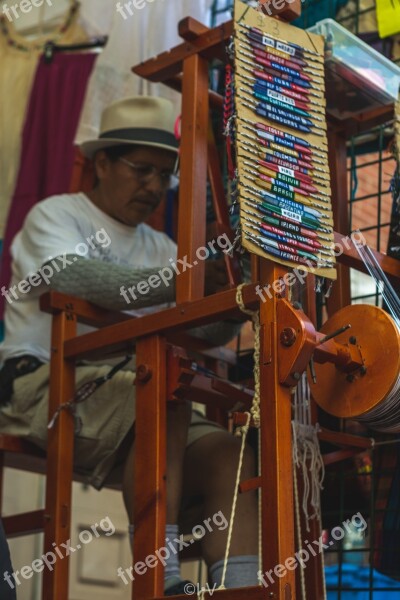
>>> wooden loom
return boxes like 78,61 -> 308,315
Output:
4,2 -> 400,599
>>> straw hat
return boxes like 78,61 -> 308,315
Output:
80,96 -> 179,159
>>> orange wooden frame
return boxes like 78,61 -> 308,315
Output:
28,6 -> 400,600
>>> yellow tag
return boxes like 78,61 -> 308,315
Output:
376,0 -> 400,39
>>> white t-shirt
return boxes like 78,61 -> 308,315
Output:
0,193 -> 177,363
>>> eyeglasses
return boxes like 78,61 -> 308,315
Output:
119,158 -> 179,190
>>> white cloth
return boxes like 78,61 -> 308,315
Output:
0,192 -> 177,363
75,0 -> 213,143
79,0 -> 115,37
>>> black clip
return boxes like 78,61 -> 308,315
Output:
44,41 -> 55,64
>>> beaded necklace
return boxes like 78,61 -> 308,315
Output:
0,0 -> 79,53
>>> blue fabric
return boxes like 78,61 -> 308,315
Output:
293,0 -> 350,29
0,519 -> 17,599
325,564 -> 400,598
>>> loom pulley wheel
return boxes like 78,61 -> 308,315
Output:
309,304 -> 400,420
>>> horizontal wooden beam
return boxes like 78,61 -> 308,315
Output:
338,105 -> 394,138
132,21 -> 233,82
40,293 -> 130,327
178,16 -> 209,41
334,232 -> 400,284
3,510 -> 45,538
133,1 -> 301,84
317,427 -> 374,449
61,285 -> 259,361
0,435 -> 45,455
150,586 -> 267,600
323,448 -> 362,467
39,235 -> 400,362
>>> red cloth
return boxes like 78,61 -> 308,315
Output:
0,52 -> 96,319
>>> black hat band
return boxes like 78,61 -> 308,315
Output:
100,128 -> 179,149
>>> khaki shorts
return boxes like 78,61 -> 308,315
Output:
0,364 -> 223,490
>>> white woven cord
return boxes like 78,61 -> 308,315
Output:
215,283 -> 263,591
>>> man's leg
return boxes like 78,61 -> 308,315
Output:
182,431 -> 259,585
122,401 -> 191,522
122,401 -> 192,588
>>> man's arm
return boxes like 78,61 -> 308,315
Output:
45,254 -> 175,311
46,255 -> 241,345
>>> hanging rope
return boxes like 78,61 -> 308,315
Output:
235,283 -> 261,427
218,412 -> 251,590
236,283 -> 262,575
292,447 -> 307,600
214,283 -> 263,593
292,372 -> 326,600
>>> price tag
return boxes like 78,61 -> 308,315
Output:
376,0 -> 400,38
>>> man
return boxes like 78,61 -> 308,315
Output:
0,96 -> 258,594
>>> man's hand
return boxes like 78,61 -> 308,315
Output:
205,259 -> 229,295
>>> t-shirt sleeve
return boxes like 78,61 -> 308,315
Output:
11,197 -> 88,279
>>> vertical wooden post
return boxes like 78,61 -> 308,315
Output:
43,309 -> 76,600
176,53 -> 209,303
133,335 -> 167,600
259,260 -> 296,599
327,130 -> 351,314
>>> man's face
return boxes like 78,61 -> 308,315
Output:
94,146 -> 177,227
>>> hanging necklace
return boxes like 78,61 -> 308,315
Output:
0,0 -> 79,53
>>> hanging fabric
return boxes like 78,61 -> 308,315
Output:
0,1 -> 87,239
75,0 -> 214,144
0,50 -> 96,321
79,0 -> 115,38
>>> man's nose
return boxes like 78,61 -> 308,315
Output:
143,175 -> 164,195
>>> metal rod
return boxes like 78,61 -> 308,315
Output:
318,324 -> 351,344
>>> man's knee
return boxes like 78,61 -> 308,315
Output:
207,434 -> 256,480
167,400 -> 192,426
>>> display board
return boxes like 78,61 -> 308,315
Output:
233,0 -> 337,279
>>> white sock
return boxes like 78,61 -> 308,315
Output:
164,524 -> 182,590
210,555 -> 259,588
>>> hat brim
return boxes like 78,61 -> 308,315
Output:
80,128 -> 179,159
80,138 -> 179,159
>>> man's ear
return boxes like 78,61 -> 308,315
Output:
93,150 -> 109,182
